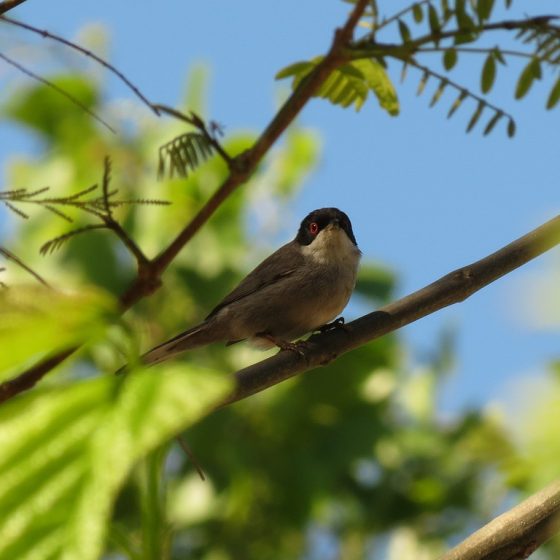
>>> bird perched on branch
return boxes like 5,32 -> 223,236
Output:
138,207 -> 361,366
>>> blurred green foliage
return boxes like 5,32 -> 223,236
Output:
0,51 -> 558,560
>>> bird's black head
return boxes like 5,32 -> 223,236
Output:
295,208 -> 357,246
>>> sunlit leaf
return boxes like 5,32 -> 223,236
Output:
0,365 -> 231,560
483,111 -> 503,135
466,100 -> 485,132
351,59 -> 400,116
447,90 -> 468,118
0,286 -> 116,377
417,70 -> 430,95
275,60 -> 316,80
429,80 -> 448,107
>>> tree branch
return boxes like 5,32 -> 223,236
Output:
0,0 -> 370,402
119,0 -> 370,307
220,214 -> 560,407
0,0 -> 27,16
441,479 -> 560,560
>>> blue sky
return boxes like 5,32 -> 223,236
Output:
1,1 -> 559,412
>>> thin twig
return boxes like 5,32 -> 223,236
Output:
0,246 -> 50,287
175,436 -> 206,481
418,46 -> 556,62
0,51 -> 116,133
406,57 -> 514,121
0,15 -> 160,116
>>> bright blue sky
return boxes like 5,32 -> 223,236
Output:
1,1 -> 558,413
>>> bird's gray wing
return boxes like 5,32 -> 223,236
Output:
206,241 -> 304,319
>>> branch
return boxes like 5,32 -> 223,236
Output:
0,0 -> 27,15
441,479 -> 560,560
119,0 -> 370,308
0,0 -> 370,401
0,14 -> 160,116
220,214 -> 560,407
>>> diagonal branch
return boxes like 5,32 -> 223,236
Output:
441,479 -> 560,560
0,0 -> 371,401
219,214 -> 560,407
0,0 -> 27,15
119,0 -> 370,308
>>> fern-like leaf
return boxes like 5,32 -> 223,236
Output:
157,132 -> 215,180
3,201 -> 29,219
40,224 -> 107,256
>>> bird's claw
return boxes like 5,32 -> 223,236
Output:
258,333 -> 309,358
318,316 -> 349,333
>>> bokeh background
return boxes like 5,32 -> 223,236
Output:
0,2 -> 559,559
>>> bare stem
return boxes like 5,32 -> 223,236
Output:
0,51 -> 116,133
0,246 -> 50,287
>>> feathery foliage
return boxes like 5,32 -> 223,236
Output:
277,0 -> 560,136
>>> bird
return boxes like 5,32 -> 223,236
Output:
138,207 -> 361,366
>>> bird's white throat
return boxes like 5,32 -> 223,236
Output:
301,226 -> 361,267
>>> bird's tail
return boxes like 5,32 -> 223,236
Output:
140,321 -> 217,366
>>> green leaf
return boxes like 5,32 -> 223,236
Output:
483,111 -> 503,136
412,3 -> 424,23
0,365 -> 231,560
398,19 -> 411,42
477,0 -> 495,21
417,70 -> 430,95
546,76 -> 560,109
447,90 -> 468,118
275,60 -> 316,80
507,117 -> 516,137
443,49 -> 458,71
455,0 -> 476,30
493,48 -> 506,65
515,58 -> 541,100
315,65 -> 369,111
481,53 -> 497,94
428,4 -> 441,34
466,100 -> 485,132
430,80 -> 448,107
351,59 -> 400,116
0,286 -> 116,378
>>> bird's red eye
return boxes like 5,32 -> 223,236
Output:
309,222 -> 319,235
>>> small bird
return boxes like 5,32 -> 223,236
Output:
139,207 -> 361,366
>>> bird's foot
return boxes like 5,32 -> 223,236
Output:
318,316 -> 349,333
258,333 -> 308,358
